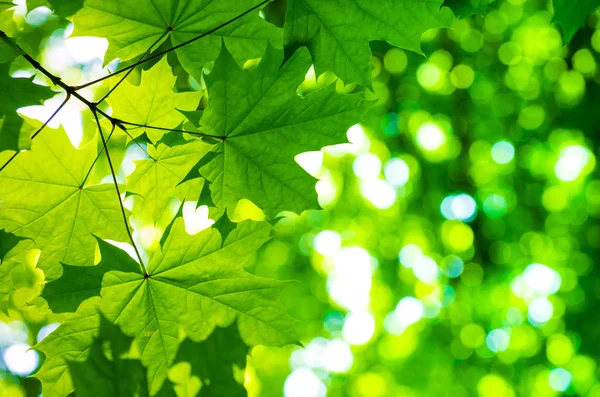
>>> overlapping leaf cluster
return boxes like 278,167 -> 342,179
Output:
0,0 -> 598,395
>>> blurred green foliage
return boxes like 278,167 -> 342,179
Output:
245,1 -> 600,396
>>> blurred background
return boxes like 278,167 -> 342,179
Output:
1,0 -> 600,396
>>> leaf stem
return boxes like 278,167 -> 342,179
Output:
72,0 -> 271,90
93,111 -> 147,274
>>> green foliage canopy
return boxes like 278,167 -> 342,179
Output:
0,0 -> 599,396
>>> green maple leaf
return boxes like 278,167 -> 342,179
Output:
68,315 -> 151,397
70,0 -> 281,81
107,57 -> 202,144
198,45 -> 367,217
43,217 -> 295,394
126,139 -> 212,225
442,0 -> 496,17
552,0 -> 600,43
174,324 -> 249,397
0,127 -> 130,280
0,62 -> 54,152
284,0 -> 454,86
35,298 -> 101,397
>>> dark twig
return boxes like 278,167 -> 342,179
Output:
17,52 -> 155,160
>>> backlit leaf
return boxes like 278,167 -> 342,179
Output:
199,46 -> 367,217
284,0 -> 454,86
0,127 -> 130,280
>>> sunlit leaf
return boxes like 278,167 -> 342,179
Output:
43,218 -> 295,393
0,127 -> 130,280
71,0 -> 281,81
199,46 -> 368,217
284,0 -> 453,86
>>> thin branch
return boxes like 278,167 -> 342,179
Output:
117,120 -> 223,140
93,111 -> 147,274
30,94 -> 71,140
0,94 -> 71,173
73,0 -> 271,90
16,51 -> 156,161
95,30 -> 170,102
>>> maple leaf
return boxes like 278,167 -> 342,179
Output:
35,298 -> 101,397
67,315 -> 153,397
198,45 -> 368,217
107,57 -> 202,144
43,217 -> 295,393
173,324 -> 249,397
70,0 -> 281,81
284,0 -> 454,86
0,127 -> 130,280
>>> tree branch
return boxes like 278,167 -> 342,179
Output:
17,51 -> 155,160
